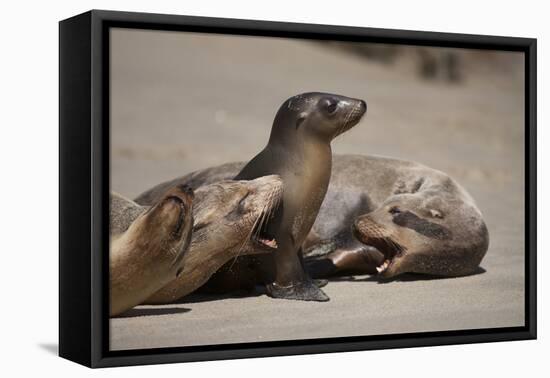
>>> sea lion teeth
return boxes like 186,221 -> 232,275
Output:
376,260 -> 390,273
259,238 -> 278,248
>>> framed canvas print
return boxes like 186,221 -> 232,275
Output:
59,10 -> 536,368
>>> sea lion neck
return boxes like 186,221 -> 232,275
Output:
266,134 -> 332,167
268,132 -> 327,149
267,120 -> 304,148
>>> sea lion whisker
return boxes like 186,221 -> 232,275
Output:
338,101 -> 358,137
258,191 -> 277,241
228,206 -> 265,269
254,192 -> 271,238
338,106 -> 352,137
253,207 -> 267,242
229,192 -> 274,270
256,187 -> 276,236
344,102 -> 358,127
245,185 -> 281,254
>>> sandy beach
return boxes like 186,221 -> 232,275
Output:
109,28 -> 525,350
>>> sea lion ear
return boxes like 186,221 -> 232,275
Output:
295,112 -> 307,129
429,209 -> 443,218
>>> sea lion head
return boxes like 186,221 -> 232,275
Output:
121,184 -> 195,275
191,175 -> 283,256
139,176 -> 284,304
352,187 -> 489,278
109,185 -> 195,316
269,92 -> 367,143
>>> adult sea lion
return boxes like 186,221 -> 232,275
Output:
304,155 -> 489,279
110,185 -> 194,317
234,92 -> 366,301
138,154 -> 488,293
136,175 -> 283,304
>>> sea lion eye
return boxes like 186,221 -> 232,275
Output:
389,206 -> 401,215
429,209 -> 443,218
326,101 -> 338,114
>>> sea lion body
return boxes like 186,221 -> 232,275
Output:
306,154 -> 489,278
138,154 -> 489,292
110,185 -> 194,316
233,92 -> 367,301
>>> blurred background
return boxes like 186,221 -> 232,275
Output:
110,29 -> 525,348
110,28 -> 524,203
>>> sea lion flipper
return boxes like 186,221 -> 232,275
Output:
313,279 -> 329,288
305,246 -> 385,278
266,279 -> 329,302
304,258 -> 338,278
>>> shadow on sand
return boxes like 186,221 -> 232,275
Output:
114,267 -> 487,311
178,289 -> 263,304
117,306 -> 191,318
328,266 -> 487,284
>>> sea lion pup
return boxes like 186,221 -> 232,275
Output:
138,154 -> 488,290
135,175 -> 283,304
234,92 -> 367,301
110,185 -> 194,317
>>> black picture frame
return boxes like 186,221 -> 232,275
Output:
59,9 -> 537,368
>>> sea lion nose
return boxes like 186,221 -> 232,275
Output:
177,184 -> 194,199
359,100 -> 367,111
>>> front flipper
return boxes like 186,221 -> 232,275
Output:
305,246 -> 385,278
266,278 -> 329,302
305,258 -> 338,278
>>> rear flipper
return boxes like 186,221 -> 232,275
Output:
305,246 -> 385,278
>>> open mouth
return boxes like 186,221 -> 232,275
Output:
251,216 -> 278,250
254,234 -> 278,249
352,227 -> 405,275
246,183 -> 283,252
369,237 -> 405,274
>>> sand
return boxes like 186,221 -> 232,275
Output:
108,28 -> 525,350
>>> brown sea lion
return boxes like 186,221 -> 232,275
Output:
110,185 -> 194,317
136,175 -> 283,304
233,92 -> 366,301
306,155 -> 488,279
